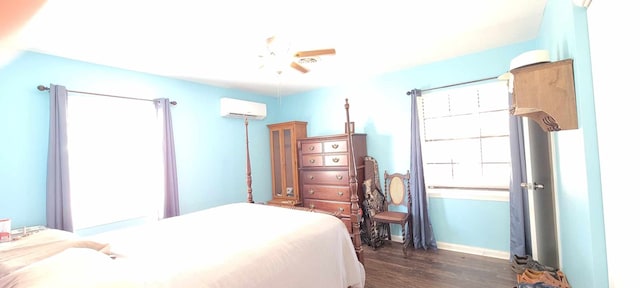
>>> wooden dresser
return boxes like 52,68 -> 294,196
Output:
297,134 -> 367,233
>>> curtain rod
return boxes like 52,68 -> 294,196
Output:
36,85 -> 177,105
405,75 -> 501,95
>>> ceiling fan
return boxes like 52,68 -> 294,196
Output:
260,36 -> 336,74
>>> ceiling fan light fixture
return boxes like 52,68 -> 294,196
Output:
259,36 -> 336,74
297,57 -> 318,64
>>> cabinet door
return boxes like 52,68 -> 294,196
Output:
282,128 -> 295,197
269,121 -> 306,205
271,129 -> 283,197
271,128 -> 296,198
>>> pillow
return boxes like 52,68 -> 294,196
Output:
0,238 -> 111,278
0,247 -> 143,288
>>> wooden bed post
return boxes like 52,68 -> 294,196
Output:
345,98 -> 364,264
245,117 -> 254,203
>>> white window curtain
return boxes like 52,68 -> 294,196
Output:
66,95 -> 163,230
419,81 -> 510,197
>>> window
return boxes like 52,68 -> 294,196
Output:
418,81 -> 510,200
66,95 -> 163,230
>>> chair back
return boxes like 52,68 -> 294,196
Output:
384,170 -> 411,210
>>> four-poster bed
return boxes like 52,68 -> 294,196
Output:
0,99 -> 365,287
247,99 -> 364,263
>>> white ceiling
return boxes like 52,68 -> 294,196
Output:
15,0 -> 547,96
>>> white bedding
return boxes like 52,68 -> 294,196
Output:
0,203 -> 365,288
0,229 -> 136,287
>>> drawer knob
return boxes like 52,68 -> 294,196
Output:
338,208 -> 344,213
309,159 -> 316,164
338,191 -> 344,196
336,175 -> 343,180
331,144 -> 339,149
332,157 -> 340,163
308,146 -> 315,151
309,190 -> 315,195
310,204 -> 315,209
309,175 -> 315,180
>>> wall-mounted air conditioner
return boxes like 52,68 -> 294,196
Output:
220,98 -> 267,120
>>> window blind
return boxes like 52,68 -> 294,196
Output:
419,81 -> 511,191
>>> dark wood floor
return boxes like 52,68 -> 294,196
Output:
362,242 -> 518,288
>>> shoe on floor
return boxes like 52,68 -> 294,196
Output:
511,254 -> 559,274
517,269 -> 571,288
516,282 -> 560,288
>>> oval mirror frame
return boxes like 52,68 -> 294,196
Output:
389,176 -> 405,205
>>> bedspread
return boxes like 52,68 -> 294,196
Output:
95,203 -> 365,288
0,203 -> 365,287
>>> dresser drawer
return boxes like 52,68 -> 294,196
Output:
323,153 -> 348,167
323,140 -> 348,153
300,170 -> 349,185
300,155 -> 324,167
304,199 -> 350,217
300,142 -> 323,154
302,184 -> 351,201
301,154 -> 349,168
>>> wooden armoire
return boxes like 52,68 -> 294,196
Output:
267,121 -> 307,206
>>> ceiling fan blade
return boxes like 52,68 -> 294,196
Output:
294,48 -> 336,58
290,61 -> 309,73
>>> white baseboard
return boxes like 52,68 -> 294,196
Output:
436,242 -> 510,260
390,235 -> 509,260
390,235 -> 405,243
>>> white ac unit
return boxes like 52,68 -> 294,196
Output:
220,98 -> 267,120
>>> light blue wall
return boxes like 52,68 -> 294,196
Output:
537,0 -> 607,287
275,40 -> 538,253
0,51 -> 278,228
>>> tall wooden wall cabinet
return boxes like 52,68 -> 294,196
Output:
267,121 -> 307,206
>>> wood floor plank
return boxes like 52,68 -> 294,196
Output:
362,242 -> 518,288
